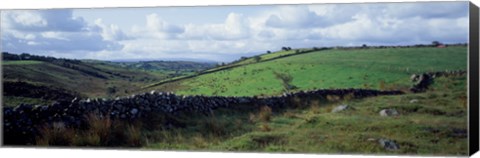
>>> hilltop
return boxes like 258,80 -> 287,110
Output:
145,45 -> 467,97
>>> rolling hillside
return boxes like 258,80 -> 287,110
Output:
146,46 -> 467,97
1,53 -> 213,106
2,46 -> 469,155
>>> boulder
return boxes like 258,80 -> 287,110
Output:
130,108 -> 139,115
378,138 -> 399,150
379,109 -> 399,116
331,104 -> 351,113
409,99 -> 419,104
410,74 -> 418,82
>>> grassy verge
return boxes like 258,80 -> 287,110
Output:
143,75 -> 467,155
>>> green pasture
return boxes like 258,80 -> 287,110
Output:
151,46 -> 467,96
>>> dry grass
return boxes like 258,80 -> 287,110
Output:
310,100 -> 321,114
342,93 -> 355,101
35,113 -> 144,147
258,106 -> 273,122
283,111 -> 298,118
379,80 -> 386,90
249,113 -> 256,123
326,95 -> 341,102
259,123 -> 271,132
36,122 -> 76,146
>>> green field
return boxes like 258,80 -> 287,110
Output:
143,75 -> 468,155
3,46 -> 469,155
148,46 -> 467,97
2,60 -> 44,65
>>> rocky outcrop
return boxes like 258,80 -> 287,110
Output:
409,70 -> 466,93
379,109 -> 399,117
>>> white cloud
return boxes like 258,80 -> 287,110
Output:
94,18 -> 129,41
1,10 -> 122,57
129,13 -> 184,39
181,13 -> 250,40
1,2 -> 470,61
41,31 -> 69,40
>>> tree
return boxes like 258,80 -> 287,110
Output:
267,50 -> 271,54
432,41 -> 442,46
273,71 -> 297,93
281,47 -> 292,51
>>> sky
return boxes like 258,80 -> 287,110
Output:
0,2 -> 469,62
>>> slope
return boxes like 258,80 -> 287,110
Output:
146,46 -> 467,97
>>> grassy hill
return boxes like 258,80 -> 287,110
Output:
144,74 -> 467,155
96,60 -> 216,78
2,53 -> 214,106
2,46 -> 469,155
146,46 -> 467,97
137,45 -> 467,155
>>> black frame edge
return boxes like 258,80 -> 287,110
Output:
469,1 -> 480,156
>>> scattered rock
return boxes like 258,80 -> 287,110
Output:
367,138 -> 377,142
410,74 -> 419,82
130,108 -> 139,115
449,128 -> 467,138
379,109 -> 399,117
331,104 -> 351,113
378,138 -> 400,151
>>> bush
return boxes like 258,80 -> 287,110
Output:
273,71 -> 297,93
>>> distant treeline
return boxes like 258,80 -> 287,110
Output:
2,52 -> 81,63
2,52 -> 107,79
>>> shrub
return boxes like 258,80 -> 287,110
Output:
273,71 -> 297,93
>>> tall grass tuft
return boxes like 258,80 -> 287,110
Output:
259,123 -> 271,132
125,124 -> 142,147
379,80 -> 386,90
326,95 -> 341,102
310,100 -> 321,114
342,93 -> 355,101
201,115 -> 228,137
36,122 -> 76,146
35,112 -> 144,147
258,106 -> 272,122
85,113 -> 112,145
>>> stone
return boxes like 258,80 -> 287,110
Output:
379,109 -> 399,117
331,104 -> 350,113
130,108 -> 139,115
378,138 -> 399,150
409,99 -> 419,104
410,74 -> 418,81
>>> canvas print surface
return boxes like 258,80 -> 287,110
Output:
1,1 -> 470,156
